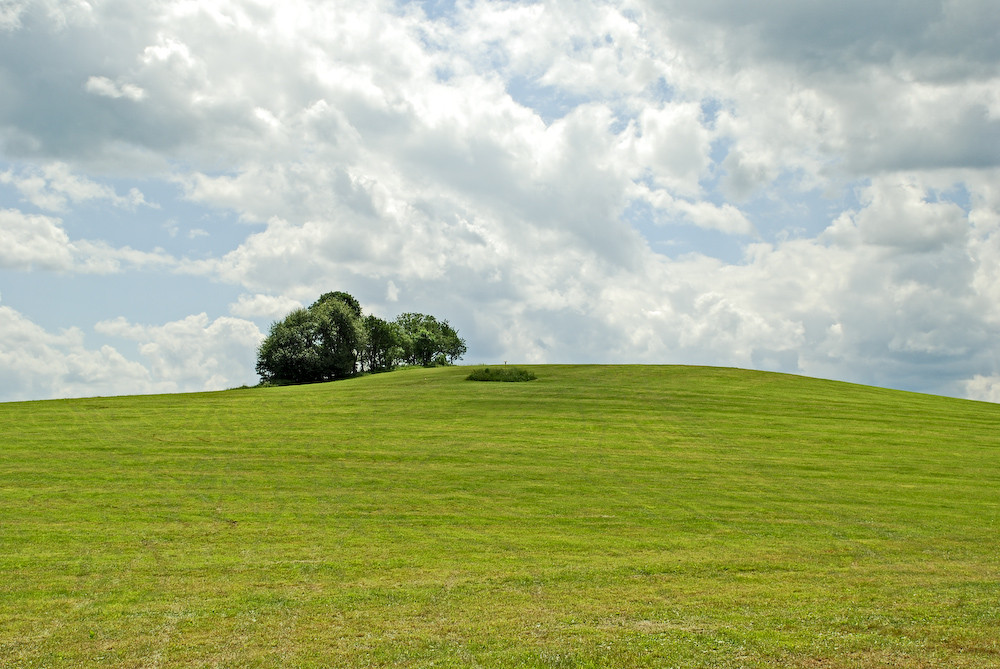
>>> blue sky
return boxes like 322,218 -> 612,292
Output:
1,0 -> 999,402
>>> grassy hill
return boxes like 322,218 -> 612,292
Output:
2,365 -> 999,667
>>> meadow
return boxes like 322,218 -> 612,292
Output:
1,365 -> 998,667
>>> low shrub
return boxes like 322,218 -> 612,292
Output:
466,367 -> 537,382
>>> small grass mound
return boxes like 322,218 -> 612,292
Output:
466,366 -> 537,382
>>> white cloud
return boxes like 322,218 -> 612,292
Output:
0,163 -> 156,212
638,0 -> 1000,191
229,293 -> 302,320
824,177 -> 969,253
0,3 -> 26,31
70,239 -> 177,274
0,304 -> 157,402
0,208 -> 74,270
0,0 -> 95,33
1,0 -> 999,403
95,313 -> 264,391
674,200 -> 754,235
630,103 -> 713,198
84,75 -> 146,101
0,303 -> 264,402
158,1 -> 1000,399
0,207 -> 175,273
964,375 -> 1000,404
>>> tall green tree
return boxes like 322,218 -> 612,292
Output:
311,297 -> 366,378
315,291 -> 362,318
255,308 -> 326,384
256,292 -> 365,384
361,315 -> 404,372
394,312 -> 467,366
439,320 -> 468,364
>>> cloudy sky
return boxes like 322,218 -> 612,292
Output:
1,0 -> 999,403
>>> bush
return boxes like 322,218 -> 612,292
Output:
466,367 -> 537,382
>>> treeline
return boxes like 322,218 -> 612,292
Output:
256,291 -> 466,385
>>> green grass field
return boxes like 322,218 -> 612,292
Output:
2,365 -> 999,667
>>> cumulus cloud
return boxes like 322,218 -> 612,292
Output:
0,302 -> 263,402
0,304 -> 157,402
641,0 -> 1000,186
0,208 -> 74,270
0,162 -> 155,212
0,0 -> 999,402
965,375 -> 1000,404
229,293 -> 302,320
84,75 -> 146,101
824,177 -> 969,253
95,313 -> 263,392
0,207 -> 174,273
0,2 -> 26,31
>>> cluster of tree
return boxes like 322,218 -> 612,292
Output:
255,291 -> 467,385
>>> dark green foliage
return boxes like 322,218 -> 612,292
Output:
361,315 -> 405,373
395,312 -> 468,366
314,291 -> 362,318
256,293 -> 365,384
255,308 -> 328,384
466,366 -> 537,382
256,292 -> 467,384
440,321 -> 468,363
311,298 -> 365,378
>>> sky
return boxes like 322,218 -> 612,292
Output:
1,0 -> 999,403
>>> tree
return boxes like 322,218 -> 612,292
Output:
256,292 -> 365,384
315,291 -> 362,319
439,320 -> 468,364
311,297 -> 366,378
361,315 -> 404,373
394,312 -> 467,366
255,308 -> 327,384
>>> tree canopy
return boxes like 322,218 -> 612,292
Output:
255,292 -> 467,385
394,312 -> 467,367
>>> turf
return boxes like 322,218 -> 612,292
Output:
1,365 -> 999,667
466,366 -> 537,382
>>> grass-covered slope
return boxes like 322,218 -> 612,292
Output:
2,365 -> 999,668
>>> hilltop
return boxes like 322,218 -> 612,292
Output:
2,365 -> 999,667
